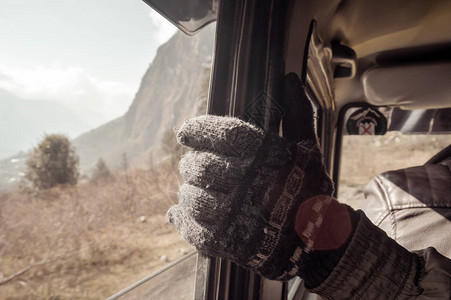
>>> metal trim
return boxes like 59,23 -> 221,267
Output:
106,251 -> 198,300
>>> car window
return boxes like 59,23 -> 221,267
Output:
0,3 -> 215,298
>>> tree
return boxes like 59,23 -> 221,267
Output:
25,134 -> 79,190
91,158 -> 112,184
196,65 -> 211,116
120,152 -> 128,172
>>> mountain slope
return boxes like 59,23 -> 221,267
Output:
0,89 -> 91,159
74,25 -> 215,171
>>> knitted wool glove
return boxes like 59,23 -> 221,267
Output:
167,112 -> 348,280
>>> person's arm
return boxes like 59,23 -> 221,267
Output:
310,209 -> 451,299
167,115 -> 450,299
168,72 -> 450,298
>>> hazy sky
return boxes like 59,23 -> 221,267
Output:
0,0 -> 177,126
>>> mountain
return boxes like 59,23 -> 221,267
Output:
0,24 -> 215,189
74,24 -> 215,172
0,89 -> 92,159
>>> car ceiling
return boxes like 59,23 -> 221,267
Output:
316,0 -> 451,110
144,0 -> 451,110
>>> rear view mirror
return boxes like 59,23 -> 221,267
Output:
344,106 -> 451,135
142,0 -> 217,35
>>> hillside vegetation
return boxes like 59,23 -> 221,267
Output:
0,166 -> 191,299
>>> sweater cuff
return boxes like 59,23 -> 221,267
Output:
310,211 -> 424,300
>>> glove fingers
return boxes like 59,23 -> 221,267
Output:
177,183 -> 231,224
177,115 -> 265,158
179,151 -> 252,193
167,205 -> 215,250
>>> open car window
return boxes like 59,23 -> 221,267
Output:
0,3 -> 215,298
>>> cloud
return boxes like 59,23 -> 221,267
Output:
148,9 -> 178,44
0,63 -> 135,127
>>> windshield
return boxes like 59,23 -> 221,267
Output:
338,106 -> 451,209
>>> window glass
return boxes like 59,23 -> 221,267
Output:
107,251 -> 198,300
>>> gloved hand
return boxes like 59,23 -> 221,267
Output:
167,75 -> 350,281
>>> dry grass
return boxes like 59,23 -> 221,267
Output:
0,168 -> 192,299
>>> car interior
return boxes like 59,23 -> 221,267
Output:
108,0 -> 451,299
